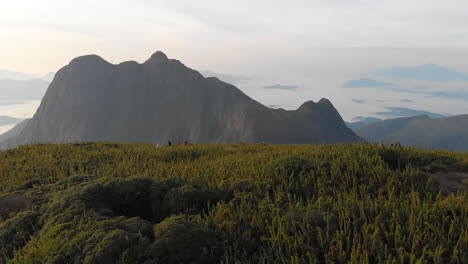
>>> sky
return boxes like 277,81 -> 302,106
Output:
1,0 -> 468,131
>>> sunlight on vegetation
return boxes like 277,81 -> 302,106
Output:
0,143 -> 467,263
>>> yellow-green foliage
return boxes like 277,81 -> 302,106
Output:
0,142 -> 467,263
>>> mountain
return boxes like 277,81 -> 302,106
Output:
346,117 -> 382,129
0,69 -> 35,80
0,79 -> 49,102
1,51 -> 360,148
374,107 -> 446,119
0,119 -> 29,143
41,72 -> 56,82
0,116 -> 23,126
354,115 -> 468,151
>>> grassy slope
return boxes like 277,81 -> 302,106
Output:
0,143 -> 467,263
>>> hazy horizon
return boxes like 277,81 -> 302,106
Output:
1,0 -> 468,129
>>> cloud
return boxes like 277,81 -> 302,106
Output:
352,99 -> 366,104
376,64 -> 468,82
374,107 -> 446,119
400,99 -> 413,102
391,86 -> 468,100
344,78 -> 394,88
200,70 -> 251,84
0,101 -> 26,106
345,73 -> 468,101
264,84 -> 298,90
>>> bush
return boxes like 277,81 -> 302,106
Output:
0,193 -> 31,220
45,177 -> 225,224
144,216 -> 223,264
0,211 -> 39,263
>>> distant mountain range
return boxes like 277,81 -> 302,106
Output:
0,116 -> 23,126
374,107 -> 446,119
41,72 -> 56,82
346,117 -> 383,129
0,51 -> 360,149
0,69 -> 36,80
0,79 -> 49,102
353,115 -> 468,151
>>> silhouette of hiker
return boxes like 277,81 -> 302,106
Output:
168,141 -> 172,146
184,141 -> 189,145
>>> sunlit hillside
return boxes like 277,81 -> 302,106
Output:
0,143 -> 467,263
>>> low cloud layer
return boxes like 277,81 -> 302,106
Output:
376,64 -> 468,82
344,78 -> 393,88
374,107 -> 446,119
264,84 -> 298,90
200,71 -> 251,84
352,99 -> 366,104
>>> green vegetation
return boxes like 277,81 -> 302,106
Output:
0,142 -> 467,263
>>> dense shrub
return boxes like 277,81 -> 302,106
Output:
0,211 -> 39,263
0,143 -> 466,263
144,216 -> 223,263
0,193 -> 31,220
45,176 -> 222,221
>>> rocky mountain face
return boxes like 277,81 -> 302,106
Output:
354,115 -> 468,151
1,51 -> 360,148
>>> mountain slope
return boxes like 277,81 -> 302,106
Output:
2,51 -> 359,148
0,119 -> 29,143
354,115 -> 468,151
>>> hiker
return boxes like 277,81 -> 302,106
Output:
184,141 -> 189,145
167,141 -> 172,146
177,142 -> 181,146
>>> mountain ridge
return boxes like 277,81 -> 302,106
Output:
354,114 -> 468,151
1,51 -> 360,149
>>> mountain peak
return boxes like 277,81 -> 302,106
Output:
145,51 -> 169,64
69,54 -> 109,66
297,98 -> 333,111
298,100 -> 316,110
318,98 -> 332,105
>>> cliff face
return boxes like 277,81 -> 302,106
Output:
4,51 -> 360,147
